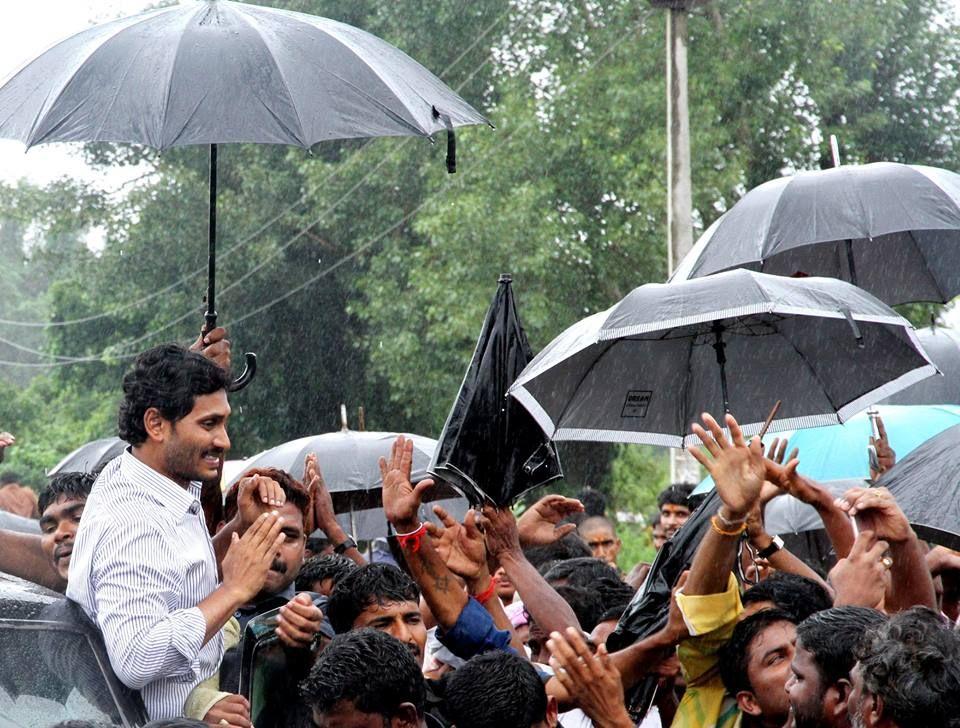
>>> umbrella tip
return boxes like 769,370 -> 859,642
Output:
340,404 -> 349,431
498,273 -> 512,283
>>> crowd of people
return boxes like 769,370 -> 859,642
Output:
2,331 -> 960,728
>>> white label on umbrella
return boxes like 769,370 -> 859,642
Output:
622,391 -> 652,418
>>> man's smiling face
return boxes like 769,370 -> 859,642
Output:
39,495 -> 86,580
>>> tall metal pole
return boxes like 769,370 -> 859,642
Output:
663,3 -> 701,484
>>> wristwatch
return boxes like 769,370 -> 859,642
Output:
334,536 -> 357,555
757,534 -> 784,560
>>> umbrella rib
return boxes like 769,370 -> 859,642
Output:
551,338 -> 619,431
774,324 -> 840,414
906,229 -> 947,303
159,4 -> 208,149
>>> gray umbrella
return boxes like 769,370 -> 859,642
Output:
508,270 -> 936,448
671,162 -> 960,306
47,437 -> 126,477
0,0 -> 489,388
880,327 -> 960,405
228,429 -> 465,538
881,422 -> 960,551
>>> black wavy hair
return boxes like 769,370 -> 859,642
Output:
442,650 -> 548,728
657,483 -> 694,510
525,534 -> 593,572
117,344 -> 230,446
854,606 -> 960,728
795,606 -> 887,688
296,553 -> 359,593
326,563 -> 420,635
741,572 -> 833,623
38,472 -> 95,515
300,628 -> 425,719
719,607 -> 796,696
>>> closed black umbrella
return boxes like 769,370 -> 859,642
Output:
429,275 -> 562,507
881,422 -> 960,550
671,162 -> 960,306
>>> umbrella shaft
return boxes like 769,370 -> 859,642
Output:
204,144 -> 218,335
844,239 -> 858,287
712,323 -> 730,414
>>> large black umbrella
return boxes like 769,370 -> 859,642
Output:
671,162 -> 960,306
0,0 -> 489,388
429,275 -> 562,506
509,270 -> 936,448
881,422 -> 960,550
880,327 -> 960,405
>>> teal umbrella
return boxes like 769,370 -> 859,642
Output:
693,404 -> 960,495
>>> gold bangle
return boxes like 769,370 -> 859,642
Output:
710,515 -> 747,537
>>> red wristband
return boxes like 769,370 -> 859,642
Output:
475,577 -> 500,605
394,523 -> 427,553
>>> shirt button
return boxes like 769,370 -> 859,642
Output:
189,503 -> 200,515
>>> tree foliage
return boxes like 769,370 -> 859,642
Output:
2,0 -> 959,500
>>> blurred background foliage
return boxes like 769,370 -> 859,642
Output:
1,0 -> 959,561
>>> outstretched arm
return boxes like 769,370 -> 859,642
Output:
305,453 -> 365,566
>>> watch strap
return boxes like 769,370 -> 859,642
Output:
334,536 -> 357,555
757,535 -> 784,560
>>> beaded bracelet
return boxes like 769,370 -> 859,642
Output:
710,515 -> 747,537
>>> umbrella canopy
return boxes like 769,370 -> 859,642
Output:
509,270 -> 936,449
227,430 -> 460,512
0,0 -> 488,150
762,479 -> 865,536
47,437 -> 126,477
324,497 -> 470,542
430,275 -> 562,507
693,404 -> 960,494
880,327 -> 960,405
671,162 -> 960,306
882,422 -> 960,550
0,0 -> 490,389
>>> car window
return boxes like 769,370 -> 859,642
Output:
0,623 -> 122,727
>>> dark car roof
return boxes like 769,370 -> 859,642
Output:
0,570 -> 64,621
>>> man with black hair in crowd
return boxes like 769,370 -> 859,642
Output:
67,343 -> 289,723
442,650 -> 559,728
718,608 -> 798,727
740,573 -> 833,621
786,606 -> 887,728
657,482 -> 694,540
0,471 -> 94,591
327,562 -> 429,666
296,553 -> 359,596
301,628 -> 430,728
848,607 -> 960,728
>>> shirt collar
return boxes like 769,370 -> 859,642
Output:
120,448 -> 202,521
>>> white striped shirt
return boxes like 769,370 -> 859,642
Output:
67,450 -> 223,720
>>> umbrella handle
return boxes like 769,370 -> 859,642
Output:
228,352 -> 258,392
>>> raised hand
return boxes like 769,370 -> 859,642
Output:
276,592 -> 324,649
379,436 -> 434,532
235,473 -> 286,527
305,452 -> 336,533
829,530 -> 891,609
189,326 -> 231,371
835,486 -> 912,543
516,494 -> 584,547
221,511 -> 285,604
425,507 -> 487,581
689,412 -> 765,518
870,414 -> 895,480
547,627 -> 634,728
479,504 -> 522,560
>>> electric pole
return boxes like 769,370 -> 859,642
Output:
650,0 -> 702,484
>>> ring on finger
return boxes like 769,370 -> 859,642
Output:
881,556 -> 893,569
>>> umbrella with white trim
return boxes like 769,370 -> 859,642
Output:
508,270 -> 936,449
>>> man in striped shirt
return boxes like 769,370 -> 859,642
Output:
67,343 -> 286,723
